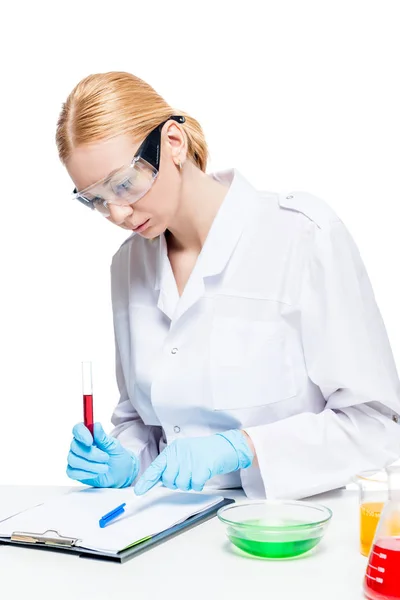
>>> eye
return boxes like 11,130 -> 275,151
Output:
114,177 -> 133,196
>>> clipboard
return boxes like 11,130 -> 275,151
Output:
0,497 -> 234,563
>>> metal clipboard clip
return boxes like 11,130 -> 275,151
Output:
11,529 -> 81,548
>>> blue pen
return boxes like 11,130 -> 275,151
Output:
99,485 -> 160,527
99,503 -> 127,528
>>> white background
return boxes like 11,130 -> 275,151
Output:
0,0 -> 399,485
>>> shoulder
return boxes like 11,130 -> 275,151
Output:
111,233 -> 151,282
253,189 -> 354,263
275,190 -> 342,230
273,191 -> 361,266
111,232 -> 148,265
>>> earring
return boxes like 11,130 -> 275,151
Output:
178,160 -> 182,170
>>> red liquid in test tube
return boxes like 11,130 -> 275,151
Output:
82,362 -> 94,436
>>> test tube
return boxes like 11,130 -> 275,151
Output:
82,361 -> 94,436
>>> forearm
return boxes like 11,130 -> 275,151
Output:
243,404 -> 400,499
241,430 -> 258,467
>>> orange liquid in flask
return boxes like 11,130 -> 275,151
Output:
360,502 -> 385,557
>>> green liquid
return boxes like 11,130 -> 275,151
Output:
229,534 -> 321,558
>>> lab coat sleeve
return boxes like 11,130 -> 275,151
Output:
109,341 -> 162,481
242,218 -> 400,499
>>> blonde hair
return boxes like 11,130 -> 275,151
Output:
56,71 -> 208,171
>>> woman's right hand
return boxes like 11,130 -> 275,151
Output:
67,422 -> 139,488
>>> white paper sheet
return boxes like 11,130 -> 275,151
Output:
0,488 -> 70,523
0,487 -> 223,554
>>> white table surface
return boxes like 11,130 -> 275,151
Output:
0,486 -> 368,600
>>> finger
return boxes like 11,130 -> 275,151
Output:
175,470 -> 191,492
191,480 -> 205,492
72,423 -> 93,447
67,451 -> 109,475
93,423 -> 120,454
66,466 -> 99,486
191,468 -> 211,492
70,439 -> 109,463
134,452 -> 167,496
162,463 -> 179,490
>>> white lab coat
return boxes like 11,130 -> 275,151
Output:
110,169 -> 400,499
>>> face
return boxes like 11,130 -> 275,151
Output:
66,122 -> 186,238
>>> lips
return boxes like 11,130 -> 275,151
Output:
132,219 -> 150,233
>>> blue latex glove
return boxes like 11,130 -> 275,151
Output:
134,429 -> 253,495
67,422 -> 139,488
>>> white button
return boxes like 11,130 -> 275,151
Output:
174,426 -> 181,433
171,347 -> 178,354
286,194 -> 294,199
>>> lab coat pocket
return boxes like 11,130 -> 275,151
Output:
209,317 -> 297,410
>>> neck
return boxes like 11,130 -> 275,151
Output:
166,163 -> 230,253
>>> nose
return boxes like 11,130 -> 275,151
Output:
106,203 -> 133,225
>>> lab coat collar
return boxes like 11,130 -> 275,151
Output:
196,168 -> 257,278
154,169 -> 258,321
154,234 -> 180,319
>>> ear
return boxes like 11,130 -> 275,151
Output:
164,121 -> 187,165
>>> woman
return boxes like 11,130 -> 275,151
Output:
59,71 -> 400,499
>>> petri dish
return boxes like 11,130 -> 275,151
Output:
218,500 -> 332,559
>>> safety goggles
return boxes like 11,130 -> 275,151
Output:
72,115 -> 185,217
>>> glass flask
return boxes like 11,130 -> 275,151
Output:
356,470 -> 388,556
364,464 -> 400,600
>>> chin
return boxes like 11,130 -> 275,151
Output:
140,223 -> 166,240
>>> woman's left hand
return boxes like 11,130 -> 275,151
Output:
134,429 -> 254,495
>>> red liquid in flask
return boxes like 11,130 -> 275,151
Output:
83,394 -> 94,436
364,537 -> 400,600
